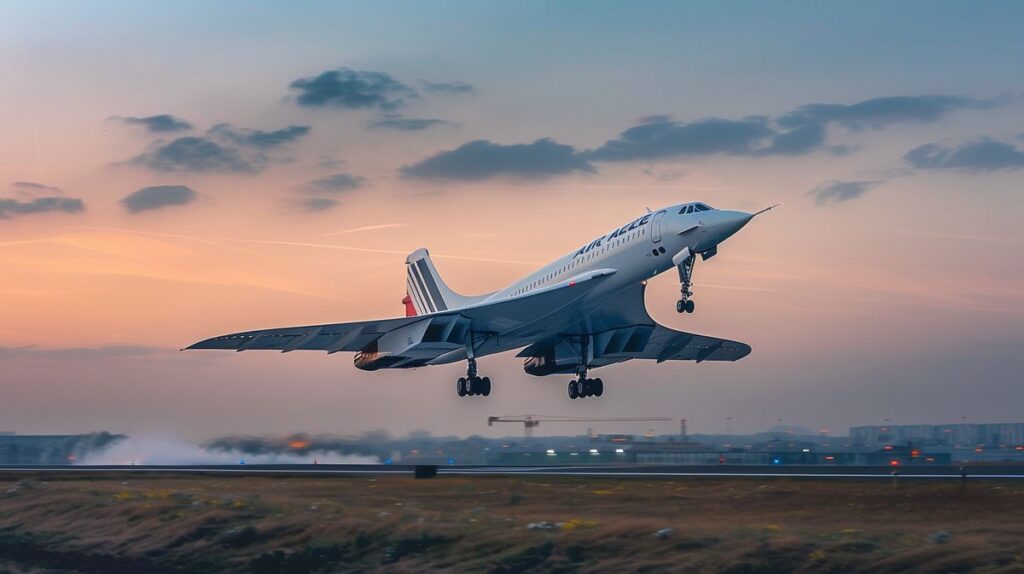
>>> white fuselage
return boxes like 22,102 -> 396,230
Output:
485,202 -> 751,310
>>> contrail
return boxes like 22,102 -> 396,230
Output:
321,223 -> 407,237
72,227 -> 543,266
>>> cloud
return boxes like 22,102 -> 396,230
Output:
402,138 -> 595,181
583,94 -> 1014,163
130,136 -> 261,173
289,68 -> 418,110
778,95 -> 1004,131
317,155 -> 345,169
809,180 -> 882,205
418,79 -> 474,95
904,138 -> 1024,172
11,181 -> 62,194
367,116 -> 454,131
0,345 -> 170,360
299,197 -> 338,212
120,185 -> 197,213
583,116 -> 775,162
112,114 -> 192,133
0,196 -> 85,219
759,122 -> 827,156
209,123 -> 311,148
303,173 -> 365,193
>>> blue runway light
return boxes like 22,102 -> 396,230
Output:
447,458 -> 456,465
772,458 -> 781,464
384,458 -> 393,465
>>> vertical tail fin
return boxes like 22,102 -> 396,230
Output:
404,248 -> 485,314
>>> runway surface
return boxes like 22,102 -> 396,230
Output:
2,463 -> 1024,479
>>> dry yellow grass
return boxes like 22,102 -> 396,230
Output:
1,473 -> 1023,573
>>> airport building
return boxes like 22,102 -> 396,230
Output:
850,423 -> 1024,448
0,432 -> 124,464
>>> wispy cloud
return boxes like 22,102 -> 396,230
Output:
321,223 -> 407,237
110,114 -> 192,133
0,345 -> 173,361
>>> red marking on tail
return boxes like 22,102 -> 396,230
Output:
402,294 -> 417,317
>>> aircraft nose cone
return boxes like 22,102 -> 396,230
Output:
717,210 -> 753,237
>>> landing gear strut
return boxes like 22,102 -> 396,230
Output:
676,253 -> 696,314
457,344 -> 491,397
567,336 -> 603,399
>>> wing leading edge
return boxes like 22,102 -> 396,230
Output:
184,268 -> 618,362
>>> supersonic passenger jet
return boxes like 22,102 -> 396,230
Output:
187,202 -> 774,400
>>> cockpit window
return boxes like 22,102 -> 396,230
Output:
695,203 -> 711,212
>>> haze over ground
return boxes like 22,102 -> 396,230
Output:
1,1 -> 1022,440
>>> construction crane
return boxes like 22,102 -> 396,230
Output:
487,414 -> 673,438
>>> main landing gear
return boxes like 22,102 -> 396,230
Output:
566,335 -> 603,400
567,377 -> 603,400
676,253 -> 696,314
456,356 -> 491,397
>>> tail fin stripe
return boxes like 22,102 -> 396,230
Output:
407,276 -> 428,315
408,264 -> 436,313
415,258 -> 448,312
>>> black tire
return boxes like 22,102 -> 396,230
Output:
685,299 -> 695,313
481,376 -> 491,396
676,300 -> 685,313
568,380 -> 579,399
593,378 -> 604,397
457,377 -> 467,397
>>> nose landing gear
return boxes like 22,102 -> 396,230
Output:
676,253 -> 697,313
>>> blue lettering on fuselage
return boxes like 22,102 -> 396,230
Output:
572,214 -> 651,258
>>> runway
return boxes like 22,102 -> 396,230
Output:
2,463 -> 1024,479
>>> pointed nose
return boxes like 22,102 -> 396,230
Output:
716,210 -> 753,239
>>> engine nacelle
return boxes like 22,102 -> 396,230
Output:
354,317 -> 470,371
522,341 -> 578,376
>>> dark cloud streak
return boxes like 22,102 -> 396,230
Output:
418,79 -> 474,95
583,117 -> 775,162
401,138 -> 595,181
0,193 -> 84,220
905,138 -> 1024,172
120,185 -> 197,213
289,68 -> 418,110
209,124 -> 311,148
809,180 -> 881,206
303,173 -> 365,193
112,114 -> 192,133
130,137 -> 261,173
367,116 -> 454,131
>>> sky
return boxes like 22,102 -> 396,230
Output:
1,1 -> 1023,440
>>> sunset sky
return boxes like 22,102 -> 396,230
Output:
2,1 -> 1023,440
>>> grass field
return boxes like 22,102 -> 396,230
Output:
1,472 -> 1023,573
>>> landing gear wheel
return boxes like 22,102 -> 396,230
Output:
457,377 -> 467,397
676,300 -> 685,313
581,378 -> 592,397
568,380 -> 579,399
685,300 -> 695,313
593,378 -> 604,397
481,376 -> 491,397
